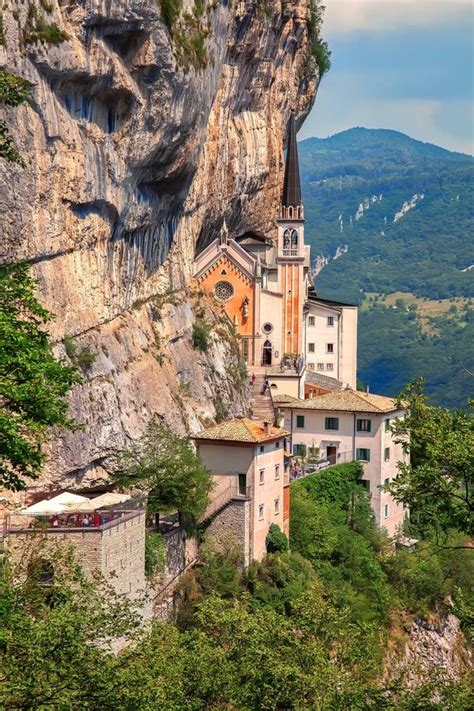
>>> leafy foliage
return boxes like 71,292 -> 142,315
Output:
114,418 -> 214,520
265,523 -> 289,553
386,380 -> 474,537
144,531 -> 166,580
0,264 -> 80,490
308,0 -> 331,78
192,318 -> 212,352
0,70 -> 31,165
23,2 -> 68,45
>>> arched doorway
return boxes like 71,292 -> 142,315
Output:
262,340 -> 272,366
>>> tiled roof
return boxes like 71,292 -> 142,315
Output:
304,371 -> 345,391
193,418 -> 288,443
273,390 -> 399,414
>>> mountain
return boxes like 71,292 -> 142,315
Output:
299,128 -> 474,408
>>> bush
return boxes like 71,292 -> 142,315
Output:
265,524 -> 289,554
192,319 -> 212,352
144,532 -> 166,580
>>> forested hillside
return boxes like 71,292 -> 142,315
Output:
299,128 -> 474,408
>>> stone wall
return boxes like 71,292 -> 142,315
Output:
6,511 -> 146,599
205,499 -> 250,567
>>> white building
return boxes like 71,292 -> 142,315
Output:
275,390 -> 408,536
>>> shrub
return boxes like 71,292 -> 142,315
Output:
192,319 -> 212,352
214,395 -> 229,423
144,532 -> 166,580
265,524 -> 289,554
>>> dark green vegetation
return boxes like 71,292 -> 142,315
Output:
159,0 -> 210,69
386,381 -> 474,539
192,317 -> 212,351
0,264 -> 79,491
299,128 -> 474,408
3,462 -> 472,709
308,0 -> 331,78
115,419 -> 214,522
0,70 -> 30,166
22,2 -> 68,45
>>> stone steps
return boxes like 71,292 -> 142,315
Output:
249,376 -> 275,423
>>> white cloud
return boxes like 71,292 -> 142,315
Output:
323,0 -> 473,35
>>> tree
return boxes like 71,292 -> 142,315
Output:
0,70 -> 30,165
0,263 -> 80,491
0,540 -> 142,709
386,380 -> 474,539
265,523 -> 289,553
115,419 -> 214,522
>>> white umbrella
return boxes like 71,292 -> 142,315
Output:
63,499 -> 97,513
20,491 -> 89,516
90,492 -> 131,509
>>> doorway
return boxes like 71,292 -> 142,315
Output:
262,340 -> 272,366
326,446 -> 337,465
238,473 -> 247,496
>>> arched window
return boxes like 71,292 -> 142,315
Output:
291,229 -> 298,247
283,229 -> 291,249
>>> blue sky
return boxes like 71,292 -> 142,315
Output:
301,0 -> 474,153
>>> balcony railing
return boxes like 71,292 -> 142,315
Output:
198,483 -> 251,522
3,508 -> 144,534
282,248 -> 300,258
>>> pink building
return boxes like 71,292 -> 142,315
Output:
275,391 -> 408,536
193,419 -> 289,565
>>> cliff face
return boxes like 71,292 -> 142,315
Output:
0,0 -> 318,492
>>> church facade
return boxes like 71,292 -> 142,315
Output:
194,115 -> 357,394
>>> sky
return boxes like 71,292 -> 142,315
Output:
301,0 -> 474,154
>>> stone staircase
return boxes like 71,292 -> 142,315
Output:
249,375 -> 275,423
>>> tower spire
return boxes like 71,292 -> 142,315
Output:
282,112 -> 302,210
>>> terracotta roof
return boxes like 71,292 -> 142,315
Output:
193,418 -> 288,443
273,390 -> 399,414
304,371 -> 345,391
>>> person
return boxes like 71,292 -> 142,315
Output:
82,514 -> 90,526
251,372 -> 256,385
261,377 -> 270,395
51,515 -> 59,528
93,511 -> 101,527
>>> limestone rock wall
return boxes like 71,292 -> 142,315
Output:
0,0 -> 318,492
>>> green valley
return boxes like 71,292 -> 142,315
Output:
299,128 -> 474,408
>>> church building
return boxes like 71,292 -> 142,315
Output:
194,114 -> 357,395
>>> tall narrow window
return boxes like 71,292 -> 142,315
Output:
384,447 -> 390,461
308,343 -> 315,353
275,465 -> 280,480
326,343 -> 334,353
327,316 -> 334,326
296,415 -> 305,429
384,504 -> 389,518
259,505 -> 264,520
309,316 -> 315,326
385,419 -> 391,432
259,469 -> 265,485
274,498 -> 280,515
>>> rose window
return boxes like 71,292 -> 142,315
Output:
214,280 -> 234,302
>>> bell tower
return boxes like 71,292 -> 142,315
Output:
277,113 -> 306,358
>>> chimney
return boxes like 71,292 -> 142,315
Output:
366,385 -> 370,394
263,421 -> 270,435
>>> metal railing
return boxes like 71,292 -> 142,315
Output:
3,508 -> 144,534
290,450 -> 355,482
198,483 -> 251,523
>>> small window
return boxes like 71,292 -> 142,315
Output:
275,441 -> 280,448
325,417 -> 339,430
384,504 -> 389,518
259,469 -> 265,485
307,362 -> 315,371
356,448 -> 371,462
326,343 -> 334,354
296,415 -> 305,429
260,445 -> 265,453
309,316 -> 315,326
293,443 -> 307,457
259,505 -> 264,520
275,465 -> 280,480
274,498 -> 280,515
327,316 -> 334,326
262,322 -> 273,334
384,447 -> 390,461
356,419 -> 372,432
308,343 -> 315,353
317,362 -> 324,371
385,419 -> 390,432
359,479 -> 370,492
326,363 -> 334,371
